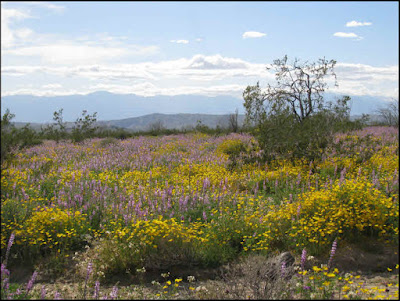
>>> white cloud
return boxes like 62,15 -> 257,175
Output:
333,32 -> 359,38
15,2 -> 66,13
333,32 -> 363,40
3,56 -> 397,99
346,20 -> 372,27
41,83 -> 62,89
170,39 -> 189,44
185,54 -> 249,69
3,43 -> 159,64
327,63 -> 398,98
242,31 -> 266,39
1,6 -> 33,48
2,64 -> 156,81
2,82 -> 247,98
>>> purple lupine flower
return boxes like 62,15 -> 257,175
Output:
109,286 -> 118,300
301,249 -> 307,271
54,291 -> 62,300
7,233 -> 15,254
93,281 -> 100,299
296,173 -> 301,186
281,261 -> 286,278
83,262 -> 93,299
41,285 -> 46,299
328,239 -> 338,269
4,233 -> 15,267
297,204 -> 301,218
1,264 -> 10,278
26,270 -> 38,295
86,262 -> 93,281
15,288 -> 22,296
3,278 -> 9,291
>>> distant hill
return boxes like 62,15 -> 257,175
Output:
1,91 -> 393,123
11,112 -> 386,133
97,113 -> 246,131
1,92 -> 245,123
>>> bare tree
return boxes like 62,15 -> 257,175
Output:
376,99 -> 399,126
244,55 -> 338,124
148,120 -> 165,133
228,108 -> 239,132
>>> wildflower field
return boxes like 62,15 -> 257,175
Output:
1,126 -> 399,299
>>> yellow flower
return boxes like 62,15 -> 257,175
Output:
312,266 -> 322,272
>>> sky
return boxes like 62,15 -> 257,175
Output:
1,1 -> 399,100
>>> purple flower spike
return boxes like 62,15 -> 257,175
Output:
86,262 -> 93,281
281,261 -> 286,278
4,233 -> 15,267
26,270 -> 38,295
301,249 -> 307,271
54,291 -> 62,300
41,285 -> 46,299
110,286 -> 118,299
93,281 -> 100,299
328,239 -> 338,269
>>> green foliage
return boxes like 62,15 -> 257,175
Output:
243,56 -> 366,163
1,109 -> 42,167
71,110 -> 98,143
1,109 -> 17,165
41,109 -> 67,142
256,97 -> 364,163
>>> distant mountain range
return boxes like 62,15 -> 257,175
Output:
1,91 -> 392,124
11,112 -> 385,133
98,113 -> 246,131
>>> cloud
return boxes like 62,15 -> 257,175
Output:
3,82 -> 247,98
185,54 -> 249,69
170,39 -> 189,44
242,31 -> 266,39
22,1 -> 65,13
2,64 -> 156,81
1,6 -> 33,48
3,43 -> 159,64
41,83 -> 62,89
333,32 -> 358,38
333,32 -> 363,40
327,63 -> 398,98
3,55 -> 397,99
346,20 -> 372,27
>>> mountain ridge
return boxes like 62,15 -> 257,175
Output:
1,91 -> 391,123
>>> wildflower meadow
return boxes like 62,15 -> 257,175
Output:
1,126 -> 399,299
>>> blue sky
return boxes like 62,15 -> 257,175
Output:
1,1 -> 398,99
